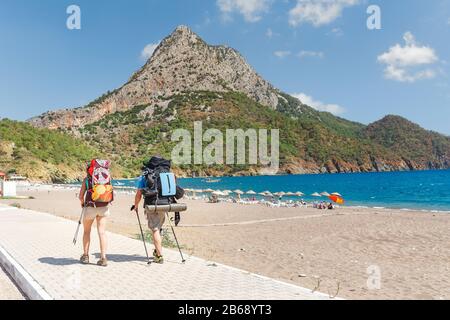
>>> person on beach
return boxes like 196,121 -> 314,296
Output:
79,160 -> 114,267
134,156 -> 166,264
133,175 -> 165,264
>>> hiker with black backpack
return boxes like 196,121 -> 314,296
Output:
78,160 -> 114,267
133,156 -> 185,264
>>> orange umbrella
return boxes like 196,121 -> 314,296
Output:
328,194 -> 345,205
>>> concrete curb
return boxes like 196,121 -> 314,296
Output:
0,244 -> 53,300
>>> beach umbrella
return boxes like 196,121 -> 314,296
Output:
329,194 -> 345,205
246,190 -> 256,195
233,189 -> 244,199
203,188 -> 215,193
194,189 -> 206,197
331,192 -> 343,197
320,192 -> 331,197
258,191 -> 272,198
223,190 -> 233,194
189,189 -> 200,197
274,192 -> 285,198
295,192 -> 304,197
263,192 -> 273,197
285,192 -> 295,196
212,191 -> 225,196
311,192 -> 321,197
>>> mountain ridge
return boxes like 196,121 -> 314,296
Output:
28,25 -> 284,130
18,25 -> 450,181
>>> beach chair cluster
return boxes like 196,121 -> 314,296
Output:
183,189 -> 313,208
182,188 -> 345,210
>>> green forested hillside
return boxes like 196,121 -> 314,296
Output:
3,91 -> 450,183
0,119 -> 100,182
75,91 -> 423,178
363,115 -> 450,168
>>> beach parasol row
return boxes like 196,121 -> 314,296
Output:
183,188 -> 343,201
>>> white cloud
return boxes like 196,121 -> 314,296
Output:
291,93 -> 345,115
289,0 -> 359,27
274,50 -> 291,58
217,0 -> 271,22
377,32 -> 439,83
141,42 -> 160,61
329,27 -> 344,37
298,50 -> 324,59
266,28 -> 280,39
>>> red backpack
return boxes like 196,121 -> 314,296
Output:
86,159 -> 114,205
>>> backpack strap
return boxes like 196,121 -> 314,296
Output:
84,177 -> 97,208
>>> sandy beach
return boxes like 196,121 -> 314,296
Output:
1,186 -> 450,300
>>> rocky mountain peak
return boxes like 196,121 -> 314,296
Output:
171,25 -> 200,40
29,25 -> 281,130
150,25 -> 203,58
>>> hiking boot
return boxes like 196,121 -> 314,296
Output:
80,254 -> 89,264
152,249 -> 164,263
97,258 -> 108,267
153,255 -> 164,264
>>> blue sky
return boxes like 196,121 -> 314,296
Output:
0,0 -> 449,134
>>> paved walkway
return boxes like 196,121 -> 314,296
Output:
0,204 -> 334,300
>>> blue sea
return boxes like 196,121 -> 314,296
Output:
112,170 -> 450,212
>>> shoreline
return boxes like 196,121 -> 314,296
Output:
15,183 -> 450,214
18,168 -> 450,184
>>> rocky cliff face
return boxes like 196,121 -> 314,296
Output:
29,26 -> 280,130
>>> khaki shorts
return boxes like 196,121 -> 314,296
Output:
83,206 -> 110,221
145,208 -> 166,231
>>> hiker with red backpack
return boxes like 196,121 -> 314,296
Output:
77,160 -> 114,267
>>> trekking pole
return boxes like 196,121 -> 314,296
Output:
131,205 -> 151,265
73,206 -> 86,245
165,212 -> 186,263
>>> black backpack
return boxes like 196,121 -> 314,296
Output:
141,156 -> 184,206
